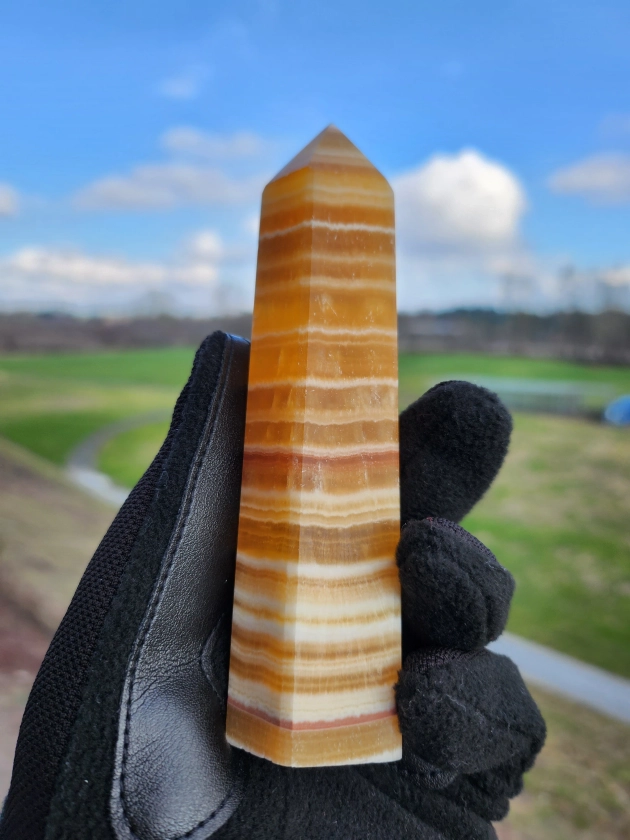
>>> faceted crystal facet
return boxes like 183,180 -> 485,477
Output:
226,125 -> 402,767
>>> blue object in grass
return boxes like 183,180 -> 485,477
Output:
604,395 -> 630,426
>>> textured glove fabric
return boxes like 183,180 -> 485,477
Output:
0,333 -> 546,840
398,518 -> 515,653
399,380 -> 513,526
0,332 -> 231,840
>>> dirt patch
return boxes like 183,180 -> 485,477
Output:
0,437 -> 115,632
0,594 -> 51,798
0,437 -> 115,798
0,593 -> 49,673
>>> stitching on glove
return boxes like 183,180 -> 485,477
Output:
200,612 -> 229,715
428,518 -> 497,562
416,685 -> 539,747
118,336 -> 240,840
405,648 -> 485,673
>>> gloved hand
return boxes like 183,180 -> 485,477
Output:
0,332 -> 545,840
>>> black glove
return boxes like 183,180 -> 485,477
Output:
0,332 -> 545,840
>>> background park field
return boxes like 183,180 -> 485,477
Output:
1,346 -> 629,678
0,346 -> 629,838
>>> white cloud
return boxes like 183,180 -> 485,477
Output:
392,150 -> 528,311
74,163 -> 266,211
162,128 -> 268,160
73,127 -> 273,211
0,229 -> 252,316
548,154 -> 630,204
4,248 -> 169,287
186,229 -> 225,261
243,214 -> 260,236
157,65 -> 209,100
392,149 -> 630,312
1,246 -> 220,295
0,183 -> 19,217
600,265 -> 630,287
393,149 -> 527,252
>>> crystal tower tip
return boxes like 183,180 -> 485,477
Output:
270,124 -> 388,183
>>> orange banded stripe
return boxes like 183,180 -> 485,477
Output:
240,458 -> 398,496
233,601 -> 400,629
244,387 -> 398,423
236,519 -> 399,563
227,127 -> 401,766
259,228 -> 393,262
234,558 -> 399,586
243,419 -> 398,448
253,330 -> 396,345
260,204 -> 394,235
227,696 -> 396,731
249,347 -> 397,382
251,285 -> 396,318
250,300 -> 396,337
230,625 -> 400,663
256,254 -> 395,284
228,655 -> 400,693
238,509 -> 399,531
242,447 -> 398,472
233,561 -> 399,593
262,178 -> 392,207
225,702 -> 401,766
238,467 -> 399,495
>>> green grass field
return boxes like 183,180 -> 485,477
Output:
1,347 -> 629,677
398,352 -> 630,410
0,349 -> 186,464
99,420 -> 171,488
465,413 -> 630,675
499,687 -> 630,840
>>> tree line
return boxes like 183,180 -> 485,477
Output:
1,309 -> 629,365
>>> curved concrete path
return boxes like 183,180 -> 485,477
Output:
66,411 -> 170,507
489,633 -> 630,724
65,418 -> 630,726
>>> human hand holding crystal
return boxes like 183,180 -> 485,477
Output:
0,334 -> 545,840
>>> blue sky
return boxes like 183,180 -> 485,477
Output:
1,0 -> 630,314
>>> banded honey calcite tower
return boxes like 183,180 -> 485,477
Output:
226,125 -> 402,767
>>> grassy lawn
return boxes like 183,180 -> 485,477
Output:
496,686 -> 630,840
99,420 -> 170,488
464,413 -> 630,677
0,350 -> 186,463
1,347 -> 629,677
399,352 -> 630,409
0,347 -> 197,387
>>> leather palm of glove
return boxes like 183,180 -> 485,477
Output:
0,332 -> 545,840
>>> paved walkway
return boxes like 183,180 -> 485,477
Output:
66,411 -> 169,507
66,419 -> 630,727
489,632 -> 630,724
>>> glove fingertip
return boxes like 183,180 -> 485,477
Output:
400,380 -> 512,525
398,519 -> 515,651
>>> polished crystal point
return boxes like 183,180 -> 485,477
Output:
226,125 -> 402,767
